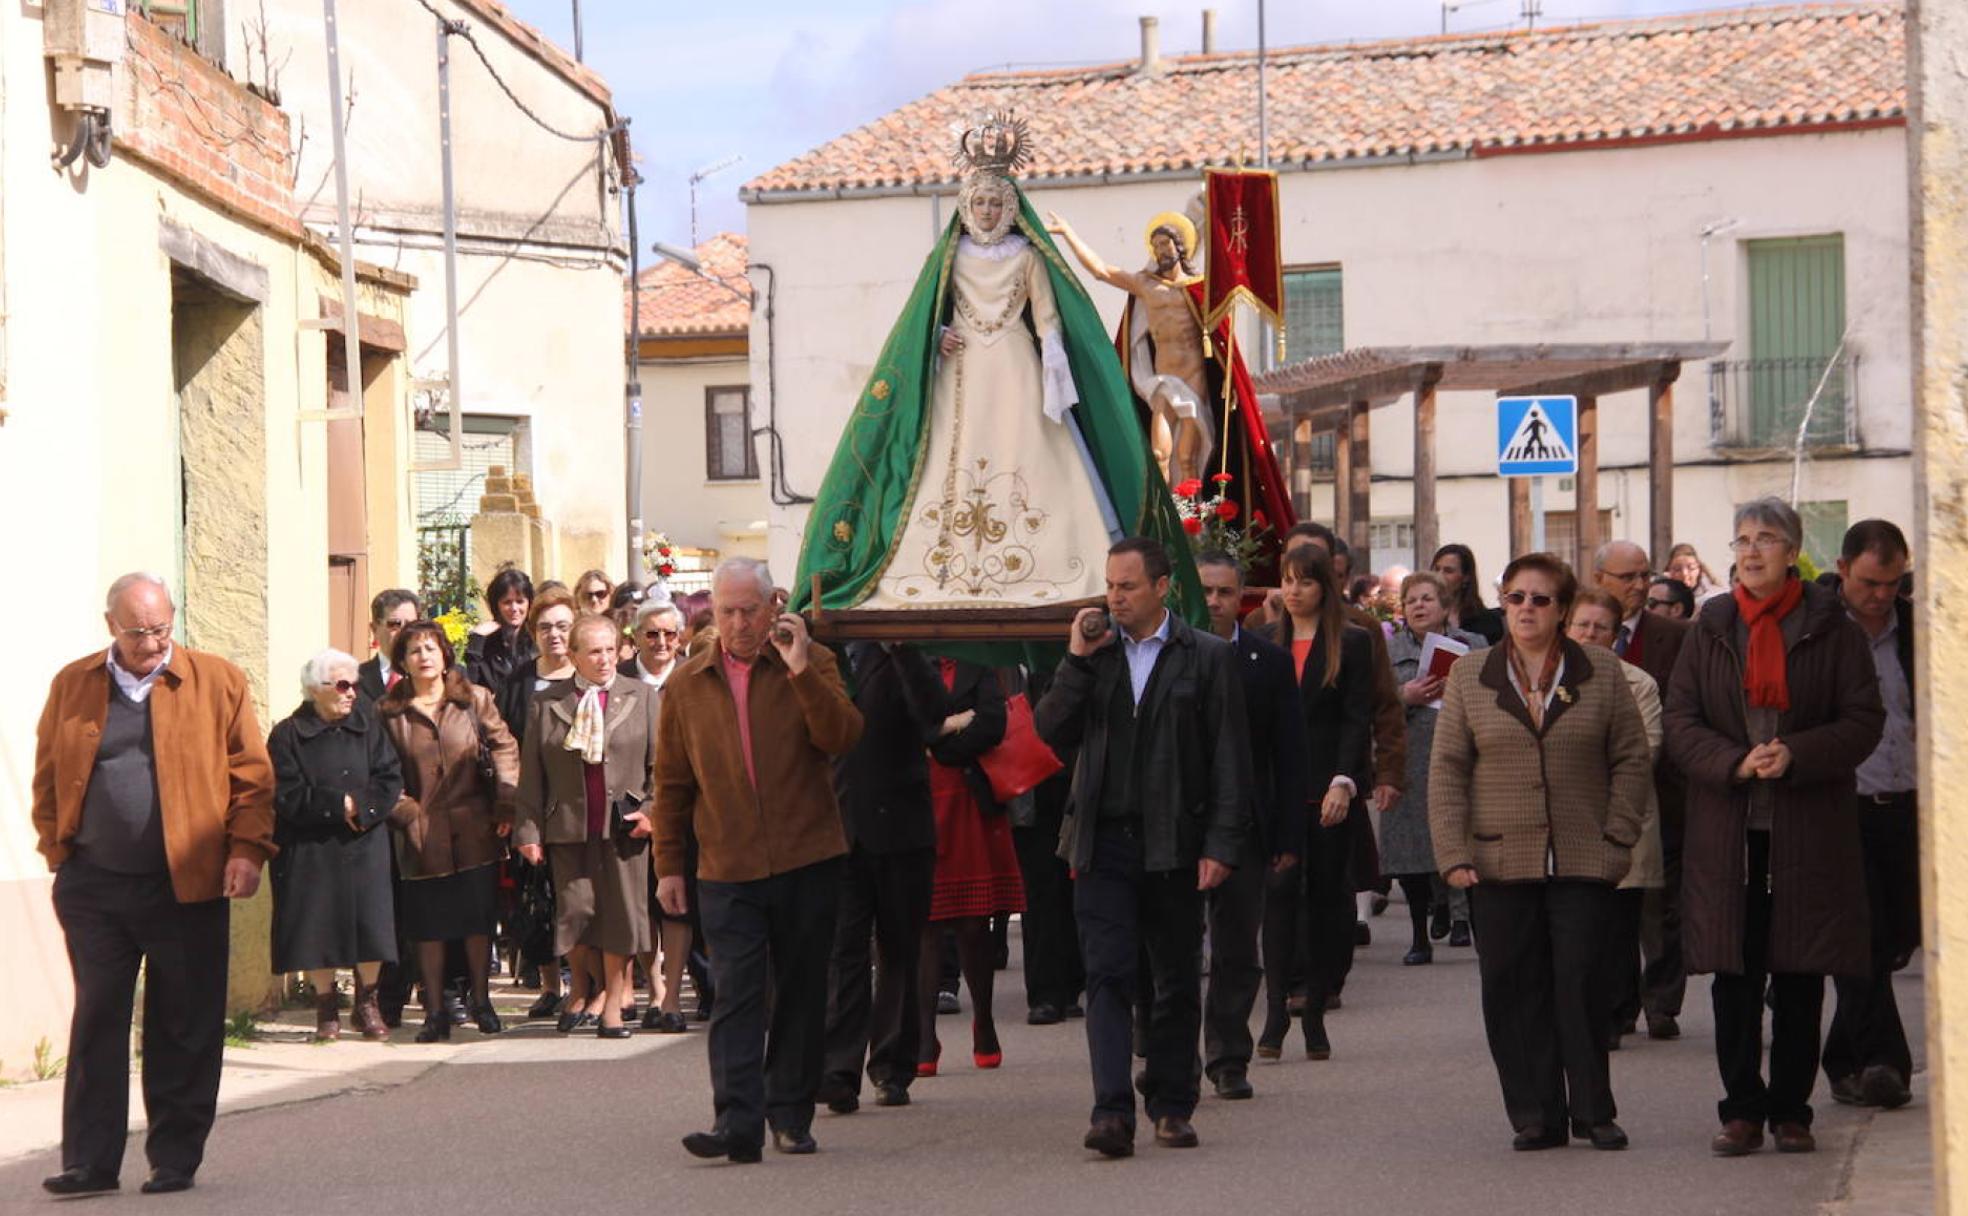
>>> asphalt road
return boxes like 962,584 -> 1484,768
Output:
3,909 -> 1914,1215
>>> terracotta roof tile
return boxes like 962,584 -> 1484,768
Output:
745,3 -> 1903,196
627,233 -> 751,338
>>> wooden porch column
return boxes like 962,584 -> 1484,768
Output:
1333,413 -> 1353,542
1291,417 -> 1314,522
1574,394 -> 1600,575
1412,373 -> 1441,569
1648,368 -> 1678,565
1347,399 -> 1372,571
1508,477 -> 1531,558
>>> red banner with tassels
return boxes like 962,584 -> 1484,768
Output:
1202,168 -> 1284,332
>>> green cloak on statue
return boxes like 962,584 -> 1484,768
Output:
791,186 -> 1203,650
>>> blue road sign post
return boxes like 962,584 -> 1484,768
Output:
1497,396 -> 1578,555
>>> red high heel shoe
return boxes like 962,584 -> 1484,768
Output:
973,1020 -> 1002,1070
917,1043 -> 941,1078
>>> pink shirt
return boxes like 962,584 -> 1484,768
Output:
721,649 -> 759,789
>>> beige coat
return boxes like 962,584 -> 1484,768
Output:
513,674 -> 660,847
1429,638 -> 1652,884
1615,659 -> 1666,891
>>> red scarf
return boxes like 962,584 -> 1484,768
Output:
1733,575 -> 1803,710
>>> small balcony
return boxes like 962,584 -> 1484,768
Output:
1707,355 -> 1859,453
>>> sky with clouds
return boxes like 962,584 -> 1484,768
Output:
500,0 -> 1807,251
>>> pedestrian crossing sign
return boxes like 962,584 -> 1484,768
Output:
1496,396 -> 1578,477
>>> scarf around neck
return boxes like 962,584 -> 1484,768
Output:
563,676 -> 607,764
1733,574 -> 1803,710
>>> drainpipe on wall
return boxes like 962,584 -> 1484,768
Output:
624,140 -> 644,577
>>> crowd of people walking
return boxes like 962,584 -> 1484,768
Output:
30,502 -> 1919,1192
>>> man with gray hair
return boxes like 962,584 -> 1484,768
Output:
654,558 -> 863,1162
32,574 -> 275,1196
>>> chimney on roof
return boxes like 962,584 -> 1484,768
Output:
1202,9 -> 1218,54
1138,16 -> 1163,75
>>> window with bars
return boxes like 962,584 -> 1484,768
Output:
1798,499 -> 1848,573
414,416 -> 521,525
1284,267 -> 1343,362
1738,234 -> 1849,447
706,386 -> 758,481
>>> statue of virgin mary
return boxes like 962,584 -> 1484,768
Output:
793,114 -> 1198,617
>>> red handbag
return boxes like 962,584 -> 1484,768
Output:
976,692 -> 1064,802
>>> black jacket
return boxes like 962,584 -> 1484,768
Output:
1036,613 -> 1249,874
832,643 -> 949,855
928,662 -> 1010,814
1278,621 -> 1375,798
267,700 -> 404,843
495,663 -> 566,746
1231,626 -> 1311,861
1816,572 -> 1916,710
466,627 -> 537,696
356,656 -> 390,709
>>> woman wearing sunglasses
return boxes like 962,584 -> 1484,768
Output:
1664,497 -> 1884,1158
267,649 -> 406,1041
1429,552 -> 1653,1153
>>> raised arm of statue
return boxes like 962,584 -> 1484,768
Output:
1045,212 -> 1144,295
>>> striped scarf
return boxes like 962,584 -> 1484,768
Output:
562,677 -> 607,764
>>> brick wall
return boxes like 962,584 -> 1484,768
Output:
113,12 -> 301,240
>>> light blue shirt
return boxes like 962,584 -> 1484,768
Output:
1121,611 -> 1173,705
1851,609 -> 1915,798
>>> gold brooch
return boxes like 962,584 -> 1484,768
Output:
1555,686 -> 1573,704
832,520 -> 853,543
870,380 -> 891,401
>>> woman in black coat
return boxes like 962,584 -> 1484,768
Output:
1261,544 -> 1374,1062
268,648 -> 406,1041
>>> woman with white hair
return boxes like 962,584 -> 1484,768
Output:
267,648 -> 406,1041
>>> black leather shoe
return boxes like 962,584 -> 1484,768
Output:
874,1083 -> 910,1107
1027,1003 -> 1063,1025
1429,904 -> 1451,941
414,1013 -> 451,1043
1064,1003 -> 1085,1019
527,992 -> 563,1020
140,1167 -> 196,1194
42,1166 -> 118,1195
472,1004 -> 504,1035
1153,1115 -> 1199,1148
1212,1071 -> 1254,1100
1861,1064 -> 1913,1110
597,1023 -> 633,1040
1646,1012 -> 1680,1040
1570,1120 -> 1629,1150
618,1000 -> 639,1024
1403,945 -> 1434,966
1830,1073 -> 1869,1106
682,1131 -> 760,1163
1512,1127 -> 1567,1151
443,994 -> 470,1026
1448,920 -> 1473,948
1304,1011 -> 1331,1061
771,1128 -> 818,1155
1084,1117 -> 1134,1158
1354,920 -> 1371,946
557,1010 -> 597,1034
817,1079 -> 858,1114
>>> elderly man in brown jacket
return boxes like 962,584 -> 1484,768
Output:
655,558 -> 863,1164
31,573 -> 275,1197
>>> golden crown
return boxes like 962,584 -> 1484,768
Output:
954,111 -> 1033,176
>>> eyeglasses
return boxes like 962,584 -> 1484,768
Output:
1729,534 -> 1791,554
538,620 -> 574,634
642,628 -> 681,642
582,590 -> 610,602
117,623 -> 173,641
1500,591 -> 1557,608
327,679 -> 358,693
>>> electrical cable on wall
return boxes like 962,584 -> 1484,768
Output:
406,0 -> 609,146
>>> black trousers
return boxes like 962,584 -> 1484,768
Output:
53,860 -> 230,1178
1075,823 -> 1204,1128
822,845 -> 933,1093
1604,887 -> 1647,1035
1468,879 -> 1617,1134
1640,801 -> 1686,1019
1824,798 -> 1919,1087
1013,813 -> 1082,1011
698,857 -> 843,1147
1712,830 -> 1826,1128
1202,837 -> 1266,1080
1262,806 -> 1356,1039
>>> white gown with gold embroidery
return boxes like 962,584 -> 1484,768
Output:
861,234 -> 1115,608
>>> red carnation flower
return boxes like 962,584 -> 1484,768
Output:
1212,472 -> 1234,484
1181,516 -> 1204,535
1251,509 -> 1269,527
1173,478 -> 1204,498
1216,500 -> 1240,521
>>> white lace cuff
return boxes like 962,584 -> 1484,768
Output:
1040,330 -> 1077,423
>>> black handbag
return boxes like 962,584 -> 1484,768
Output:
608,791 -> 648,856
472,713 -> 500,792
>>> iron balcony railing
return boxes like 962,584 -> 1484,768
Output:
1707,354 -> 1859,452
